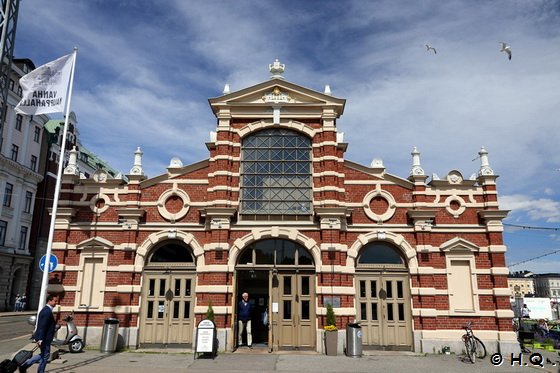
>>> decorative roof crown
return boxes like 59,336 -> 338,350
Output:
269,59 -> 285,80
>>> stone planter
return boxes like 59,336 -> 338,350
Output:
324,331 -> 337,356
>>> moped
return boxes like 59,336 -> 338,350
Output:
28,312 -> 84,353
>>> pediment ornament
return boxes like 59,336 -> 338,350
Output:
262,86 -> 294,104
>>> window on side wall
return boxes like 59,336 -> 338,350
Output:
77,255 -> 106,309
18,226 -> 28,249
446,256 -> 478,313
15,115 -> 22,131
24,191 -> 33,213
0,220 -> 7,246
3,183 -> 13,207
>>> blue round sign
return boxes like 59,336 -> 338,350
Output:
39,254 -> 58,273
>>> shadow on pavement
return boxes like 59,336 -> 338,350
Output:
47,351 -> 115,372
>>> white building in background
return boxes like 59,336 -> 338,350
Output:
0,58 -> 49,311
534,273 -> 560,298
507,270 -> 535,300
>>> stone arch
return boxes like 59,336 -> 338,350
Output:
347,231 -> 418,269
237,119 -> 317,139
229,227 -> 320,269
136,230 -> 205,268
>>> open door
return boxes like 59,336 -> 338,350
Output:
234,270 -> 270,349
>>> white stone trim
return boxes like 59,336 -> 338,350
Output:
208,171 -> 240,177
236,119 -> 317,139
228,227 -> 320,269
209,155 -> 241,162
444,195 -> 466,218
196,285 -> 231,293
316,286 -> 355,294
312,155 -> 344,162
362,184 -> 397,222
157,186 -> 190,222
347,231 -> 418,269
312,186 -> 345,193
312,171 -> 345,178
158,179 -> 210,184
89,193 -> 110,214
136,230 -> 205,268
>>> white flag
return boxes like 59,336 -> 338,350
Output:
15,52 -> 75,115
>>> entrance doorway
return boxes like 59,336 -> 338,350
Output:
234,238 -> 316,351
138,241 -> 196,347
355,242 -> 412,350
236,270 -> 269,347
356,272 -> 412,349
139,271 -> 195,346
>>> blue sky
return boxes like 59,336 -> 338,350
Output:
14,0 -> 560,273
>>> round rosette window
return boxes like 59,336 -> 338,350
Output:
363,188 -> 396,223
90,193 -> 110,214
157,188 -> 190,221
445,195 -> 466,218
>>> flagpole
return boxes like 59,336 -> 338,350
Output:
37,48 -> 78,316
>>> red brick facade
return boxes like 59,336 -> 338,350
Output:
49,70 -> 517,354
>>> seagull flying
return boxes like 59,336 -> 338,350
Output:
500,42 -> 512,60
425,44 -> 437,54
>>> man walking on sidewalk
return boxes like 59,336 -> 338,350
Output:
19,294 -> 59,373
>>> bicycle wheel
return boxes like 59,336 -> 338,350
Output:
473,336 -> 486,359
464,338 -> 476,363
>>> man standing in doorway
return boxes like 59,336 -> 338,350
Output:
238,292 -> 253,348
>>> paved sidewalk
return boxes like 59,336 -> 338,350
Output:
10,348 -> 558,373
2,313 -> 557,373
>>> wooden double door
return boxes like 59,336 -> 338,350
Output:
272,271 -> 316,350
139,271 -> 195,346
236,270 -> 316,350
356,272 -> 412,350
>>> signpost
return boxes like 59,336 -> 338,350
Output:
39,254 -> 58,273
194,319 -> 217,359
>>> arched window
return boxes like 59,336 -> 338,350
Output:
240,129 -> 312,221
148,241 -> 194,264
357,242 -> 405,267
238,239 -> 314,267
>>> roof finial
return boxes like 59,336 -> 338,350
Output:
63,146 -> 79,175
324,85 -> 332,95
223,83 -> 230,95
130,147 -> 144,176
410,146 -> 425,176
478,146 -> 494,176
269,59 -> 285,80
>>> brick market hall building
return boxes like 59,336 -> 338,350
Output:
49,60 -> 517,355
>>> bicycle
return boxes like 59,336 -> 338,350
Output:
462,322 -> 487,363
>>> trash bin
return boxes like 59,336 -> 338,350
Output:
100,318 -> 119,353
346,322 -> 362,357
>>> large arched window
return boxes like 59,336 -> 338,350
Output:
240,128 -> 312,221
357,242 -> 406,268
147,241 -> 195,264
238,239 -> 314,267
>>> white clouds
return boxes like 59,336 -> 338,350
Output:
14,0 -> 560,271
501,194 -> 560,223
15,0 -> 560,188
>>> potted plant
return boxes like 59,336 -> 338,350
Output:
206,301 -> 215,322
324,303 -> 337,356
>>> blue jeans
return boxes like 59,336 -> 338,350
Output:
20,343 -> 50,373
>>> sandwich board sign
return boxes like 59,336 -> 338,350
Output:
194,319 -> 216,359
